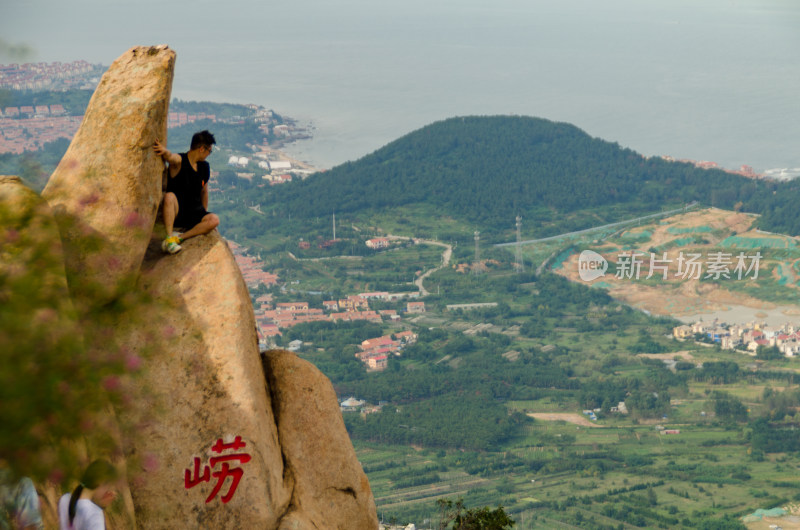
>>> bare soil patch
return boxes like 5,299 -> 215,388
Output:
556,208 -> 799,318
528,413 -> 604,428
637,351 -> 695,361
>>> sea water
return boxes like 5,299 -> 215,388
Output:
3,0 -> 799,171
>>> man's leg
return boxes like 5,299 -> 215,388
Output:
179,213 -> 220,241
161,192 -> 182,254
162,192 -> 179,236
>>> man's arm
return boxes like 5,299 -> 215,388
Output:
153,139 -> 181,177
201,182 -> 209,210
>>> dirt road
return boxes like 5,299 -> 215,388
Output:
385,235 -> 452,296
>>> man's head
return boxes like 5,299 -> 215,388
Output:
190,130 -> 216,158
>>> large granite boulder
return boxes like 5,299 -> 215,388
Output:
24,44 -> 379,529
42,45 -> 174,303
263,349 -> 379,530
121,231 -> 292,528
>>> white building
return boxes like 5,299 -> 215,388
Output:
269,160 -> 292,171
227,155 -> 250,168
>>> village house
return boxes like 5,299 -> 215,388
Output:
379,309 -> 401,321
673,325 -> 693,339
747,338 -> 771,352
407,301 -> 426,314
355,331 -> 417,371
330,310 -> 382,324
742,329 -> 764,344
339,295 -> 370,311
255,294 -> 273,309
359,291 -> 389,301
270,174 -> 293,185
691,320 -> 716,335
361,335 -> 396,351
394,330 -> 418,344
386,292 -> 420,301
720,335 -> 741,350
365,237 -> 390,249
276,302 -> 309,311
366,354 -> 388,371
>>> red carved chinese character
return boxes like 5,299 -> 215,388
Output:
210,435 -> 247,454
184,457 -> 211,489
185,437 -> 252,504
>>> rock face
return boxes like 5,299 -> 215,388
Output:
263,349 -> 379,530
21,45 -> 379,529
122,232 -> 292,528
42,45 -> 175,303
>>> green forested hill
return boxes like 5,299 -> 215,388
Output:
273,115 -> 800,236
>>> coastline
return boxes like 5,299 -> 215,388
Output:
254,143 -> 322,175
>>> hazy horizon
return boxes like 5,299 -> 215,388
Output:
2,0 -> 799,171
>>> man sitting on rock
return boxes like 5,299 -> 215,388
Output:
153,130 -> 220,254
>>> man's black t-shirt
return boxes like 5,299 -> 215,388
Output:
167,152 -> 210,228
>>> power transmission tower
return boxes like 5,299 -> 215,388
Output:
473,230 -> 481,275
515,215 -> 524,272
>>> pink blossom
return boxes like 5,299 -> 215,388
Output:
124,211 -> 143,228
142,453 -> 159,473
59,158 -> 80,171
162,325 -> 176,339
33,308 -> 57,325
78,192 -> 100,207
102,375 -> 121,392
125,354 -> 142,371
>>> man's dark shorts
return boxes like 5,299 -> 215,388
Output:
175,207 -> 211,230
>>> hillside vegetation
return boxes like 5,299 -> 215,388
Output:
271,115 -> 800,238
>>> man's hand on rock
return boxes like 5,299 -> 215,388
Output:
153,138 -> 169,158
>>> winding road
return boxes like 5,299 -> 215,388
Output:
386,235 -> 452,296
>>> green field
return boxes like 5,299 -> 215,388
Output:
355,409 -> 800,529
245,203 -> 800,529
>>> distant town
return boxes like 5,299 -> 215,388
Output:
0,60 -> 102,91
674,319 -> 800,356
229,241 -> 424,372
0,60 -> 310,162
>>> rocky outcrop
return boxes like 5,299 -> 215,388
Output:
8,45 -> 378,529
121,231 -> 292,528
263,349 -> 379,530
42,45 -> 175,303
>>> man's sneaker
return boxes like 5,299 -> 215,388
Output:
161,236 -> 182,254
